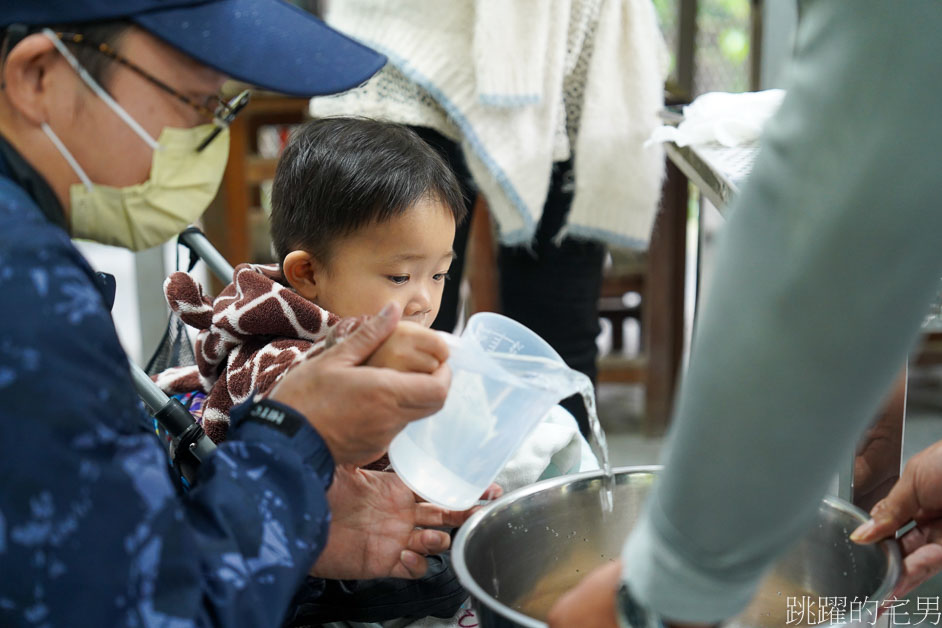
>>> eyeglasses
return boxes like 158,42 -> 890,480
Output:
54,32 -> 250,152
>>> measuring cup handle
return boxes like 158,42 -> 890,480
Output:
436,330 -> 462,351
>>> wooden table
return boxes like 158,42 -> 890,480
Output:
664,139 -> 759,211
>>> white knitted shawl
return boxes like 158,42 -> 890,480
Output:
312,0 -> 668,248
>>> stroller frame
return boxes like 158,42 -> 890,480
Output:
129,227 -> 235,481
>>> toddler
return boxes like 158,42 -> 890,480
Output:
157,117 -> 465,442
156,118 -> 593,626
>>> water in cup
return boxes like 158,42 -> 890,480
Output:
388,312 -> 614,511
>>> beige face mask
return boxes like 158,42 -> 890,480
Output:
41,29 -> 229,251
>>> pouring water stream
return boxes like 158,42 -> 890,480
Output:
488,352 -> 614,513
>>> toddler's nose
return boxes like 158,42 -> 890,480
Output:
404,287 -> 432,318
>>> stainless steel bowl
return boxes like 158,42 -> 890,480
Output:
453,466 -> 900,628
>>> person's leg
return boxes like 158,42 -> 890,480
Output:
408,126 -> 476,333
498,161 -> 606,435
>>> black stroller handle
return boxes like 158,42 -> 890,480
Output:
129,227 -> 229,484
131,362 -> 216,484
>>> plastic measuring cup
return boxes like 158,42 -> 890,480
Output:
388,312 -> 582,509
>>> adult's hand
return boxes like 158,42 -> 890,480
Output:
547,560 -> 621,628
851,439 -> 942,597
310,466 -> 497,580
548,560 -> 716,628
269,302 -> 450,466
367,320 -> 449,374
853,369 -> 906,511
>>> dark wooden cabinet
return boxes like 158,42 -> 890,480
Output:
204,93 -> 309,269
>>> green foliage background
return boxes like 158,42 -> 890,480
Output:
652,0 -> 751,94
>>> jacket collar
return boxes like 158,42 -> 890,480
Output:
0,134 -> 68,231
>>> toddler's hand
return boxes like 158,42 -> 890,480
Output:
367,321 -> 449,374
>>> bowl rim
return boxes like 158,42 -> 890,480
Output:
452,465 -> 902,627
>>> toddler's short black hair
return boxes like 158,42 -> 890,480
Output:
270,117 -> 466,265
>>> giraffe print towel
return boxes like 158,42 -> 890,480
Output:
154,263 -> 341,443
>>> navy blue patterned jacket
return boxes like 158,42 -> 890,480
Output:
0,143 -> 334,627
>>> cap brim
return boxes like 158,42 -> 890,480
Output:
132,0 -> 385,97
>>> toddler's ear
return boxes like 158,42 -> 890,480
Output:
282,250 -> 320,301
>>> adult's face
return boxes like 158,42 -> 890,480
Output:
0,25 -> 227,211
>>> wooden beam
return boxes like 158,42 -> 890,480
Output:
643,160 -> 688,435
677,0 -> 698,99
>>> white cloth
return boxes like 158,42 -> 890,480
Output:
648,89 -> 786,148
311,0 -> 668,249
495,405 -> 598,493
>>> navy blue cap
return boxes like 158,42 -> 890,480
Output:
1,0 -> 386,97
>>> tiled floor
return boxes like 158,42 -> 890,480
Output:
596,382 -> 663,467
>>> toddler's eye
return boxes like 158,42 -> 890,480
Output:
433,272 -> 451,282
387,275 -> 409,285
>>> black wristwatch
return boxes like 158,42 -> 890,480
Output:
616,583 -> 665,628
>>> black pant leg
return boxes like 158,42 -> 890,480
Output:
498,161 -> 606,436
